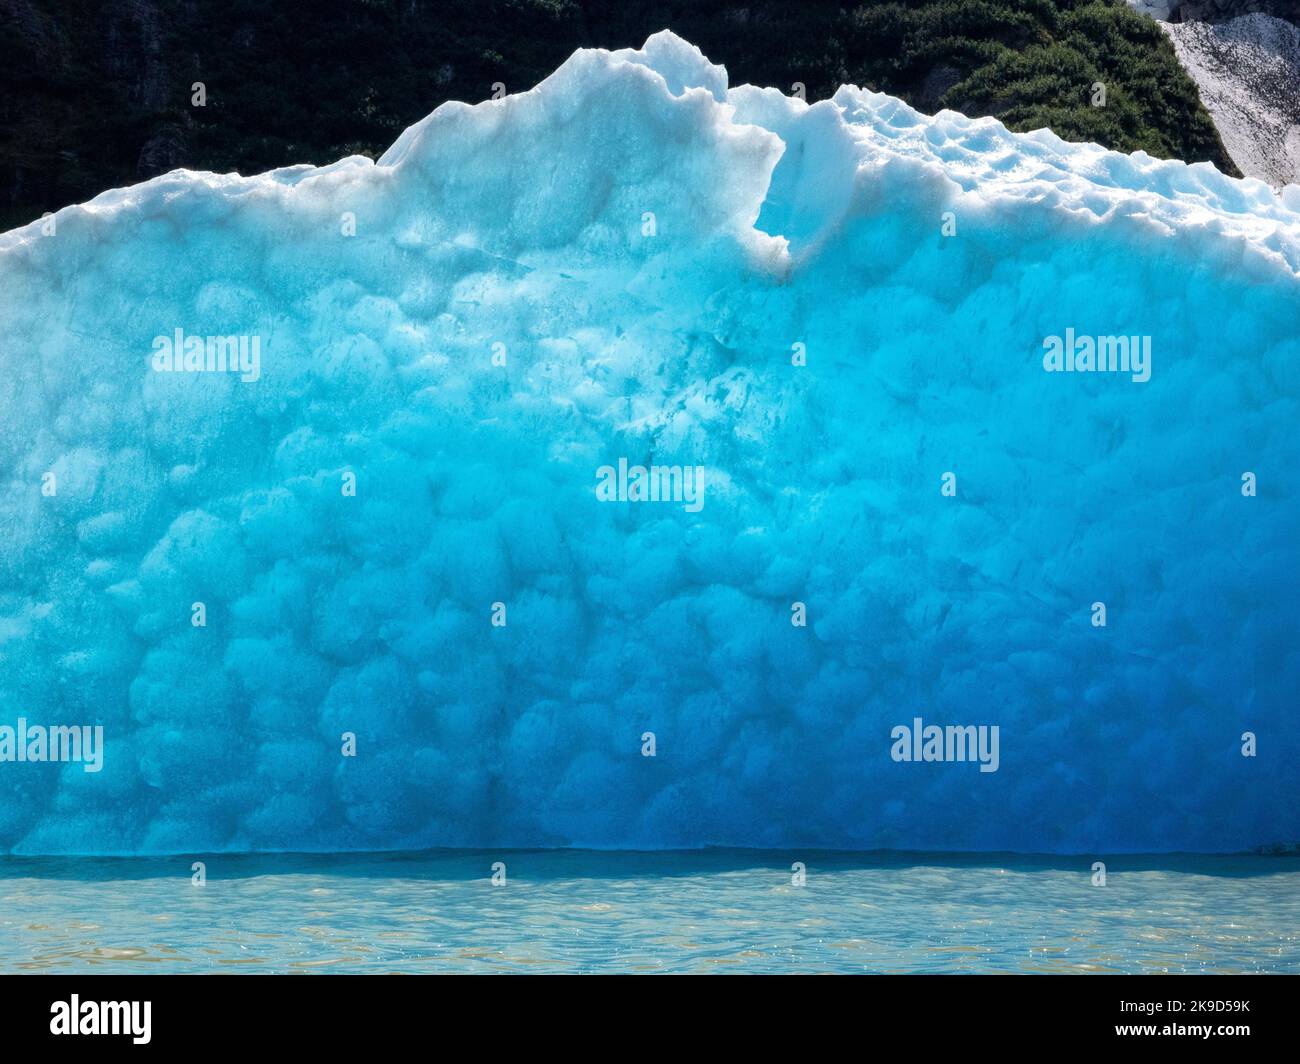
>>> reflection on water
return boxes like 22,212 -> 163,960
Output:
1,850 -> 1296,974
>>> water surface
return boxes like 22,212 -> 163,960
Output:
1,850 -> 1296,974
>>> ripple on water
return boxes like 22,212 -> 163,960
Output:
0,852 -> 1296,974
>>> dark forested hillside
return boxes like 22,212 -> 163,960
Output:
0,0 -> 1238,231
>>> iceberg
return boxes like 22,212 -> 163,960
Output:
0,32 -> 1296,855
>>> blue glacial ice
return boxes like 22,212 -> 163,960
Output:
0,32 -> 1296,855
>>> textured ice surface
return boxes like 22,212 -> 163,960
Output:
0,33 -> 1297,855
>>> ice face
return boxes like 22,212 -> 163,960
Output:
0,32 -> 1296,855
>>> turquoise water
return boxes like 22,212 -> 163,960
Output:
1,851 -> 1296,974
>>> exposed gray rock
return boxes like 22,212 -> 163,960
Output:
1162,13 -> 1300,186
1127,1 -> 1298,24
1171,2 -> 1298,23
